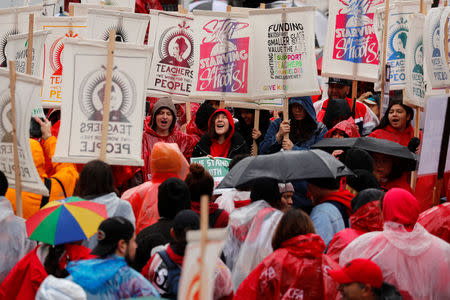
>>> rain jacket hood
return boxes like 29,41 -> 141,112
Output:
289,96 -> 317,125
281,233 -> 326,257
208,109 -> 235,157
325,117 -> 361,138
383,188 -> 420,229
148,97 -> 177,134
350,200 -> 383,232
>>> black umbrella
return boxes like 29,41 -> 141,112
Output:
217,149 -> 354,189
311,137 -> 417,171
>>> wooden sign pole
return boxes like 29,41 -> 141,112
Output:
252,109 -> 260,156
379,0 -> 390,121
199,195 -> 209,300
26,14 -> 34,75
351,80 -> 358,116
9,61 -> 22,217
178,5 -> 191,127
99,29 -> 116,162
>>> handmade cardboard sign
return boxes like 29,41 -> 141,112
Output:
69,3 -> 133,16
322,0 -> 384,82
249,7 -> 320,99
0,5 -> 43,68
191,11 -> 251,100
147,11 -> 194,98
81,0 -> 136,9
35,16 -> 87,108
178,229 -> 228,300
405,13 -> 426,107
53,39 -> 152,165
424,7 -> 450,89
0,68 -> 48,195
86,9 -> 150,45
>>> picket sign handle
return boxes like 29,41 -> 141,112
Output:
99,29 -> 116,162
199,195 -> 209,300
69,4 -> 74,16
26,14 -> 34,75
252,109 -> 260,156
260,3 -> 265,9
351,80 -> 357,115
379,0 -> 390,121
9,61 -> 22,217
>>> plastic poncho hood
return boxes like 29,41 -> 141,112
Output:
325,117 -> 361,138
383,188 -> 420,229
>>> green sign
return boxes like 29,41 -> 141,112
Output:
190,156 -> 231,186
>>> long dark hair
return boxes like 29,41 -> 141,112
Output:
207,111 -> 232,141
272,209 -> 316,250
74,160 -> 115,199
289,104 -> 317,144
376,100 -> 414,130
44,244 -> 69,278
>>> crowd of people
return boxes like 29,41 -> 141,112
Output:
0,76 -> 449,300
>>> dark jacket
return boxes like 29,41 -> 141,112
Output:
191,132 -> 249,159
234,109 -> 271,153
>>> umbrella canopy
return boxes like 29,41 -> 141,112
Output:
26,197 -> 107,245
311,137 -> 417,171
217,149 -> 353,189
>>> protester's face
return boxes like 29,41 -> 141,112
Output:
214,113 -> 230,136
155,108 -> 173,132
373,153 -> 393,181
331,129 -> 346,138
125,234 -> 137,265
328,83 -> 350,99
339,282 -> 366,300
280,191 -> 294,211
291,103 -> 306,121
240,109 -> 254,126
388,104 -> 409,130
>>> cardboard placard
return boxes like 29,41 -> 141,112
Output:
80,0 -> 136,9
53,39 -> 152,166
35,16 -> 87,108
69,2 -> 132,16
0,68 -> 48,195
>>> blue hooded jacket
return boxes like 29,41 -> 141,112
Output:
259,96 -> 327,154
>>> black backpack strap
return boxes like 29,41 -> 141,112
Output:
41,178 -> 52,208
327,200 -> 350,228
52,177 -> 67,198
158,250 -> 176,270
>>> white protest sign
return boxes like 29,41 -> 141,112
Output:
81,0 -> 136,9
0,5 -> 43,67
424,7 -> 450,89
178,228 -> 227,300
405,13 -> 426,107
0,68 -> 48,195
87,9 -> 150,45
418,94 -> 450,175
147,11 -> 194,98
322,0 -> 384,82
53,39 -> 152,166
191,11 -> 251,101
35,16 -> 87,108
69,3 -> 132,16
248,7 -> 319,99
191,156 -> 231,187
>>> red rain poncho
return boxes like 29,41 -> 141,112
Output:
418,202 -> 450,243
327,201 -> 383,262
234,234 -> 340,300
324,117 -> 360,138
122,142 -> 189,233
340,188 -> 450,300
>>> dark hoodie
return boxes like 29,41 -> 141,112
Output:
191,109 -> 249,158
234,108 -> 271,153
142,98 -> 197,181
259,96 -> 327,155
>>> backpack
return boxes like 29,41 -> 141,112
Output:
157,250 -> 181,300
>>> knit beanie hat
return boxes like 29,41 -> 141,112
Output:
351,188 -> 384,212
278,182 -> 295,194
347,169 -> 380,192
195,102 -> 216,131
344,148 -> 374,173
158,177 -> 191,219
185,163 -> 214,202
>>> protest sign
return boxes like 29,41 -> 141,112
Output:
418,94 -> 450,175
0,4 -> 43,68
424,7 -> 450,89
191,11 -> 251,100
147,11 -> 194,98
405,13 -> 426,107
322,0 -> 384,82
178,228 -> 227,300
0,68 -> 48,195
86,9 -> 150,45
53,39 -> 152,166
248,7 -> 320,99
81,0 -> 136,9
35,16 -> 87,108
191,156 -> 231,187
69,2 -> 132,16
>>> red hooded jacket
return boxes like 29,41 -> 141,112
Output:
369,124 -> 414,147
326,201 -> 383,262
234,234 -> 340,300
324,117 -> 360,138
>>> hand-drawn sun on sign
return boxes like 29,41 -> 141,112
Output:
0,28 -> 19,67
79,66 -> 136,123
50,30 -> 79,76
101,24 -> 129,43
158,21 -> 194,69
0,91 -> 13,143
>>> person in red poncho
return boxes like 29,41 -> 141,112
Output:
325,117 -> 361,139
142,97 -> 197,181
234,209 -> 340,300
191,109 -> 249,158
326,189 -> 384,262
0,242 -> 94,300
418,202 -> 450,243
185,163 -> 229,228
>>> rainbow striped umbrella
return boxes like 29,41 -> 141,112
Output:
26,197 -> 108,245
